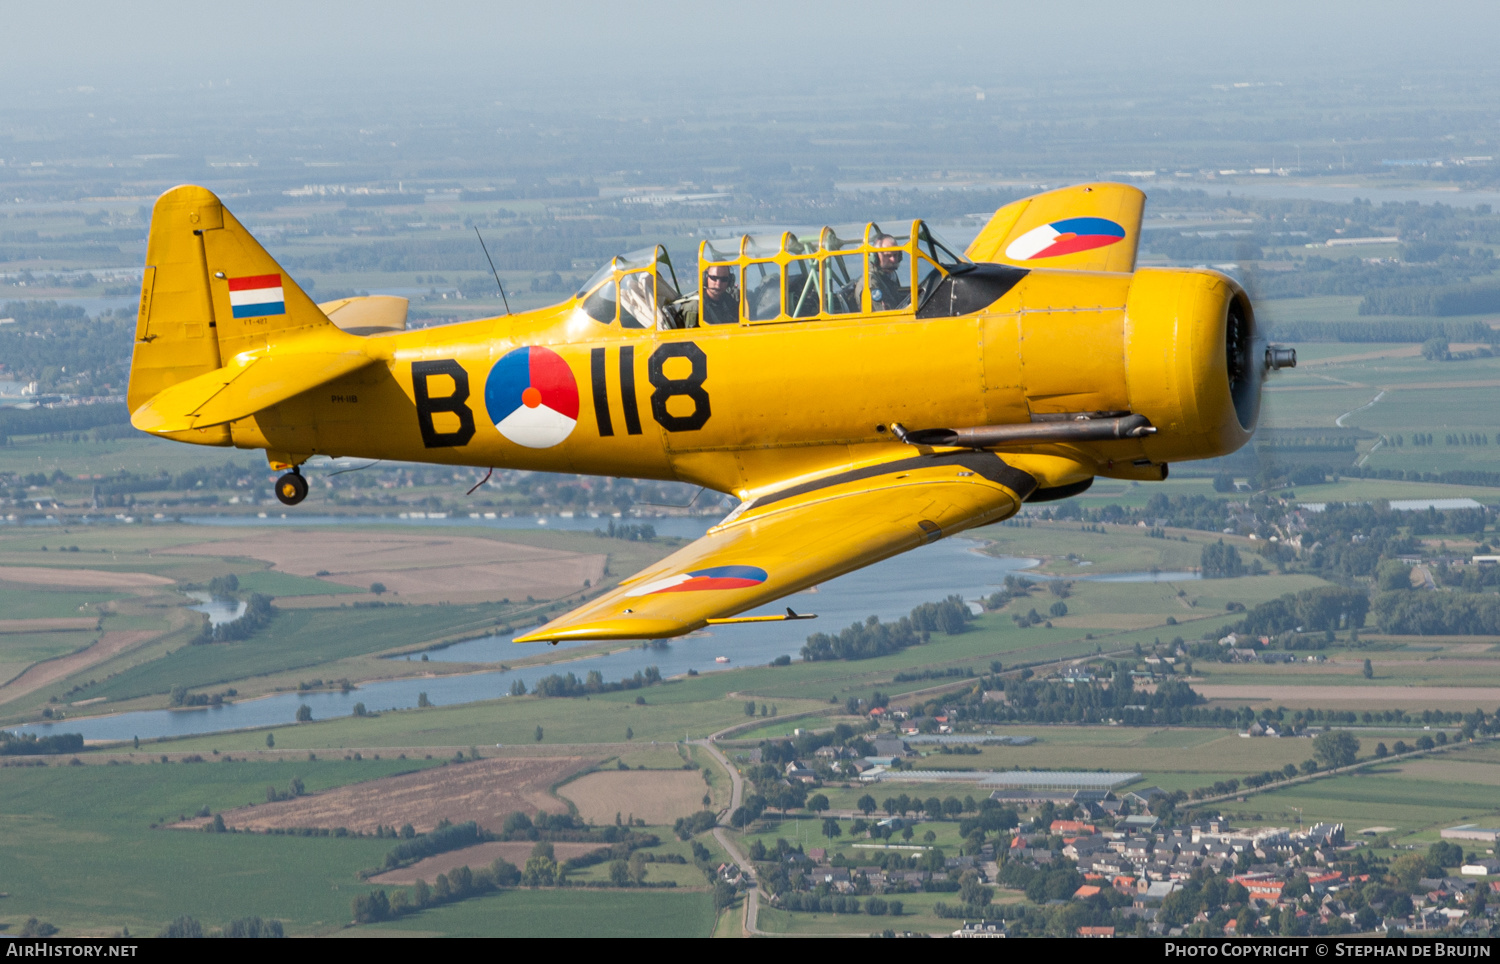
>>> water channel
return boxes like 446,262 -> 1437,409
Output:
11,528 -> 1057,744
9,506 -> 1206,744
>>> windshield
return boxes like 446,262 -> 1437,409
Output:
916,223 -> 971,270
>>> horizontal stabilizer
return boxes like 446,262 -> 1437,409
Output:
319,295 -> 408,334
130,350 -> 376,434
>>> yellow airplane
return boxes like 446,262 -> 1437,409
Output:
127,182 -> 1293,645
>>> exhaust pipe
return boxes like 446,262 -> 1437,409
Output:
1265,347 -> 1296,371
893,413 -> 1156,449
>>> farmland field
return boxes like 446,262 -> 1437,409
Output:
358,889 -> 716,938
560,769 -> 709,825
194,755 -> 591,833
368,841 -> 603,885
0,757 -> 442,936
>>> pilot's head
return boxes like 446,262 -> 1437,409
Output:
872,235 -> 903,274
703,265 -> 736,302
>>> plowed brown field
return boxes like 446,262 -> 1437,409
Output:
559,770 -> 708,825
160,531 -> 602,603
197,756 -> 596,833
0,566 -> 174,588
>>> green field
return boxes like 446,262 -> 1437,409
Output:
755,892 -> 1012,937
0,757 -> 443,936
149,687 -> 832,754
0,586 -> 122,619
0,630 -> 95,676
74,604 -> 520,703
360,888 -> 717,938
1238,745 -> 1500,841
233,570 -> 363,597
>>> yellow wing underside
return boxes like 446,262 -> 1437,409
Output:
514,451 -> 1040,643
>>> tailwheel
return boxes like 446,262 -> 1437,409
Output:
274,470 -> 308,506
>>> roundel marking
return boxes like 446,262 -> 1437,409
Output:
1004,216 -> 1127,261
625,565 -> 769,597
484,346 -> 580,448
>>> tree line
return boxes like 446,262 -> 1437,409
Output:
521,665 -> 663,697
0,731 -> 83,755
801,595 -> 972,662
1270,319 -> 1495,343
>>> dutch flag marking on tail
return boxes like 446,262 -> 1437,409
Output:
227,274 -> 286,318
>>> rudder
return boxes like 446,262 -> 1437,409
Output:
128,185 -> 337,441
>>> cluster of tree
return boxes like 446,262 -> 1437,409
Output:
496,809 -> 640,845
1248,248 -> 1493,300
1234,586 -> 1370,636
672,810 -> 718,840
1044,492 -> 1234,533
1431,558 -> 1500,592
1269,319 -> 1495,343
381,820 -> 487,870
0,301 -> 133,394
997,861 -> 1088,904
590,520 -> 656,541
1201,540 -> 1246,578
907,595 -> 975,634
1145,233 -> 1264,262
157,915 -> 284,938
1372,589 -> 1500,635
801,596 -> 970,662
890,666 -> 976,684
974,675 -> 1203,726
983,574 -> 1045,611
169,685 -> 237,708
776,893 -> 901,915
525,665 -> 662,697
0,731 -> 83,755
565,838 -> 674,882
1202,458 -> 1500,493
354,855 -> 523,923
0,401 -> 131,449
264,777 -> 306,803
1360,282 -> 1500,317
193,593 -> 274,644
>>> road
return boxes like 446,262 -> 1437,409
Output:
711,826 -> 765,935
700,724 -> 768,935
697,725 -> 749,812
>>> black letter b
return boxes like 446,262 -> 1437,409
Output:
412,359 -> 476,448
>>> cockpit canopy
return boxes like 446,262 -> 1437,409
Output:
576,245 -> 682,329
574,220 -> 1012,329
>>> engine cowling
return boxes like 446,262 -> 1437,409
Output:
1123,268 -> 1263,467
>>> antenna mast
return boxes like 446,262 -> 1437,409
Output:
474,227 -> 512,315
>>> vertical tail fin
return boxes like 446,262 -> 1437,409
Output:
128,185 -> 339,441
964,182 -> 1145,273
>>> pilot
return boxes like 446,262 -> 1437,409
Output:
671,265 -> 739,327
863,234 -> 910,310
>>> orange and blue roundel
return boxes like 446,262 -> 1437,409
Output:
1004,217 -> 1126,261
626,565 -> 769,597
485,346 -> 580,449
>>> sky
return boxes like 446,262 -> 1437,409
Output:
6,0 -> 1500,103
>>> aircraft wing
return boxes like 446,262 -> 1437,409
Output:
966,182 -> 1145,273
513,451 -> 1037,643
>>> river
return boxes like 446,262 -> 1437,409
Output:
8,531 -> 1065,744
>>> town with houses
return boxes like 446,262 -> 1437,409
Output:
757,778 -> 1499,938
